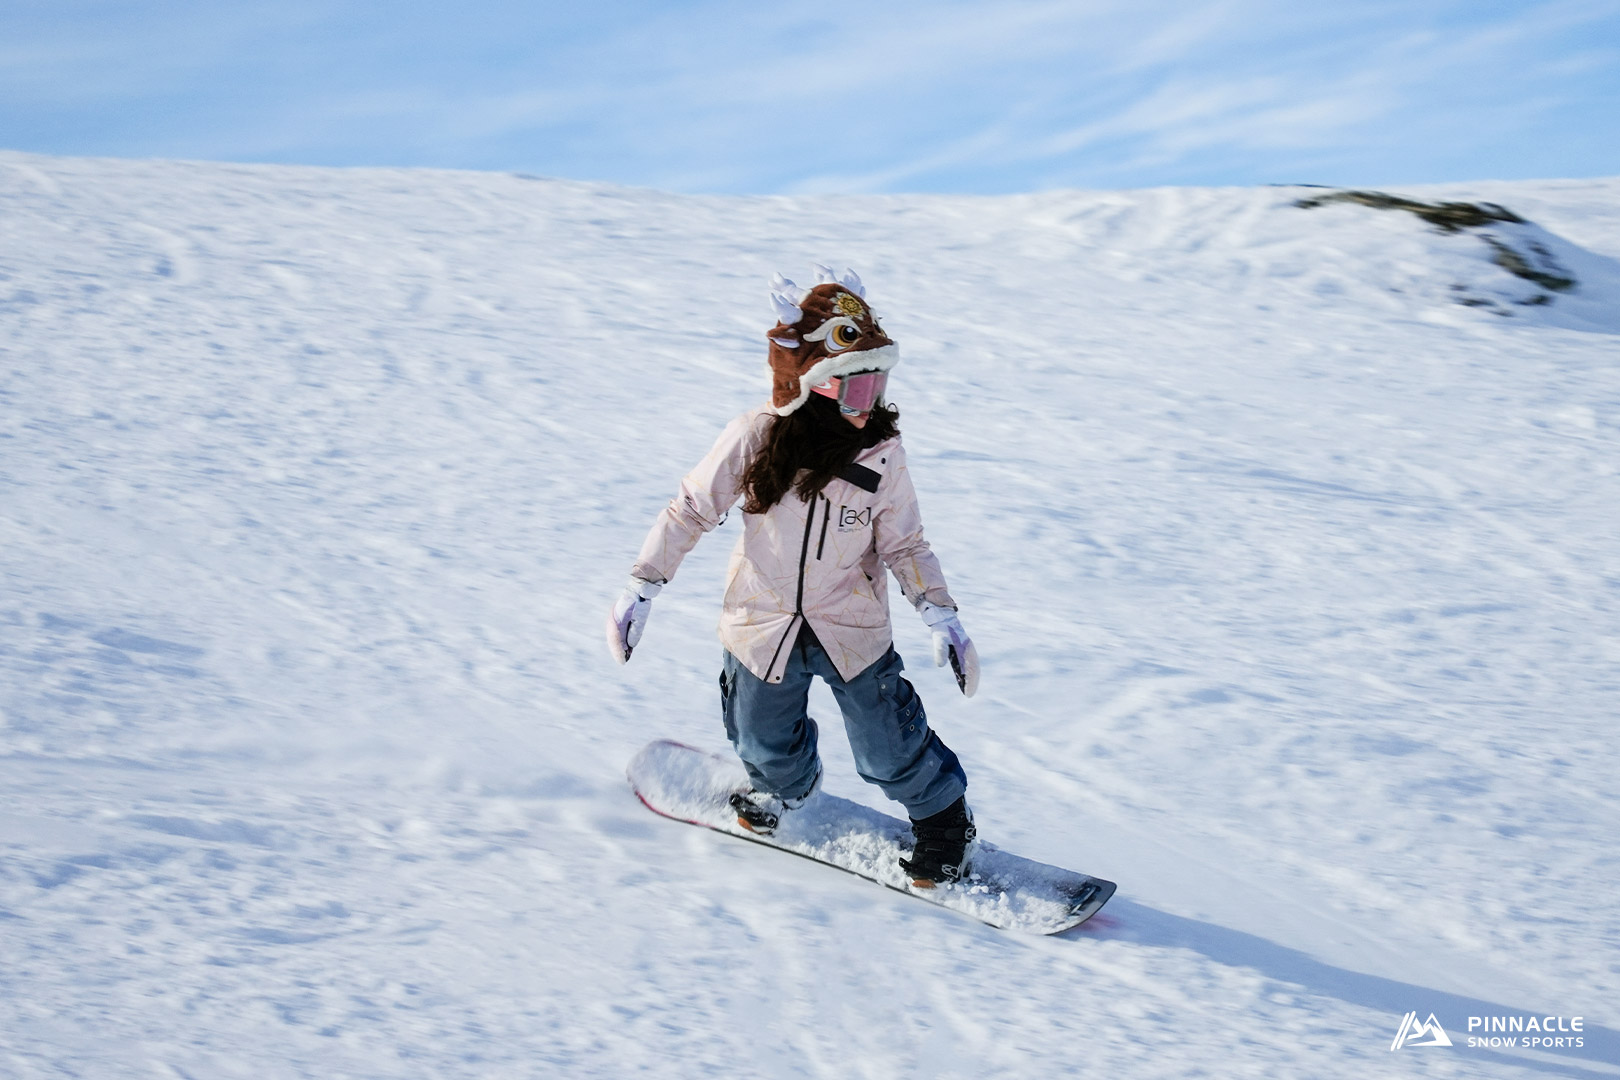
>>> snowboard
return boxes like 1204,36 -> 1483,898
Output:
627,739 -> 1116,935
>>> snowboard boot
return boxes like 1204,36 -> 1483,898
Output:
899,796 -> 976,888
729,760 -> 822,836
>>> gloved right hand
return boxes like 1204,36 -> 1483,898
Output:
919,601 -> 980,698
606,577 -> 662,664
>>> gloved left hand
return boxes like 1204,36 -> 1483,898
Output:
919,602 -> 979,697
606,577 -> 662,664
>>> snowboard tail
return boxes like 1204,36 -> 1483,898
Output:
627,739 -> 1116,935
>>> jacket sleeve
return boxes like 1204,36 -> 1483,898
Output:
873,442 -> 957,610
630,411 -> 759,585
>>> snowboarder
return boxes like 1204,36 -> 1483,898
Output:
607,267 -> 981,887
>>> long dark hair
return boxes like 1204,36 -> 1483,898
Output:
741,393 -> 899,514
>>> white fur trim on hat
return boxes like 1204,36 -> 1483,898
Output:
772,343 -> 899,417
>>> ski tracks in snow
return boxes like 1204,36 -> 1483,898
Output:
2,150 -> 1617,1078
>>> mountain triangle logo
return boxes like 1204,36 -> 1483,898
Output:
1392,1012 -> 1454,1050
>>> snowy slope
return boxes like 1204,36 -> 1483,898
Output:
2,151 -> 1618,1079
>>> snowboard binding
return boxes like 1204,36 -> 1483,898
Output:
728,761 -> 823,836
729,791 -> 782,834
899,796 -> 976,888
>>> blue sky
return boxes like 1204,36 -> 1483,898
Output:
2,1 -> 1616,193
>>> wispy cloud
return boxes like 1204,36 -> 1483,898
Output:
765,0 -> 1620,190
1,0 -> 1615,191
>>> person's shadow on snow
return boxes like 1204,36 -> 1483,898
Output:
1064,898 -> 1617,1079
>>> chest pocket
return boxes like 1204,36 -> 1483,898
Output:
834,460 -> 881,536
835,504 -> 872,533
815,497 -> 871,567
815,459 -> 883,567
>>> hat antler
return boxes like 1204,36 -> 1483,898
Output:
769,273 -> 803,326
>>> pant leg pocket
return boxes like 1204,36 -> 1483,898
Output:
856,660 -> 942,797
890,677 -> 924,736
875,662 -> 925,740
719,664 -> 738,743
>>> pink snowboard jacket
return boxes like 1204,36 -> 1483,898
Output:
631,407 -> 957,684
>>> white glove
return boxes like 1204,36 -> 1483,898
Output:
606,577 -> 663,664
919,602 -> 979,697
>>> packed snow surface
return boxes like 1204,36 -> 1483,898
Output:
2,152 -> 1618,1078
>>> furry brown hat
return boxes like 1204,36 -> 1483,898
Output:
765,266 -> 898,415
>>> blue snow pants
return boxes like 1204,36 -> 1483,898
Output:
720,625 -> 967,821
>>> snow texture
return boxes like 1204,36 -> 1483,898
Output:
2,151 -> 1619,1078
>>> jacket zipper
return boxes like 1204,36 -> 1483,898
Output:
764,495 -> 821,681
815,496 -> 831,559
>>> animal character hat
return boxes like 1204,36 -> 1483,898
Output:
766,265 -> 898,415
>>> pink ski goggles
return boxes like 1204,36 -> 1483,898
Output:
811,370 -> 888,415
